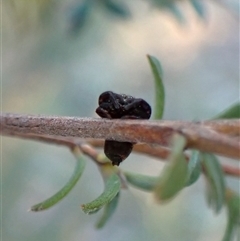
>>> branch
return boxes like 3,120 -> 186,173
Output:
87,139 -> 170,160
87,140 -> 240,178
1,113 -> 239,159
1,116 -> 240,177
2,128 -> 239,178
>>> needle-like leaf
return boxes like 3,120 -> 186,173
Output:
147,55 -> 165,120
31,147 -> 86,211
213,102 -> 240,119
185,150 -> 201,186
154,135 -> 188,202
95,193 -> 120,229
189,0 -> 205,18
201,152 -> 226,213
222,189 -> 240,241
124,171 -> 158,191
81,173 -> 121,214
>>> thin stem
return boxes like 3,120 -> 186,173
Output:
87,139 -> 170,160
2,131 -> 239,178
1,113 -> 239,159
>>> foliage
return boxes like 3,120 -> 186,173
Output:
154,135 -> 188,202
5,0 -> 209,32
67,0 -> 207,29
147,55 -> 165,120
213,102 -> 240,119
30,147 -> 86,211
24,55 -> 239,241
2,1 -> 239,240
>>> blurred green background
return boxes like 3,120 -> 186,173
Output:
2,0 -> 239,241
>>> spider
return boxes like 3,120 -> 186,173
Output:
96,91 -> 151,166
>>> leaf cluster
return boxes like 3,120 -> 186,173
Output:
28,55 -> 239,241
68,0 -> 206,32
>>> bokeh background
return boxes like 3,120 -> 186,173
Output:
2,0 -> 239,241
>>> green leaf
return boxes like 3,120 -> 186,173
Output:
95,193 -> 120,229
104,0 -> 131,18
68,0 -> 92,31
189,0 -> 205,18
222,190 -> 240,241
185,150 -> 201,186
201,153 -> 226,213
167,3 -> 186,24
147,55 -> 165,119
30,148 -> 86,211
154,135 -> 188,202
81,173 -> 121,214
153,1 -> 186,24
124,171 -> 158,191
213,102 -> 240,119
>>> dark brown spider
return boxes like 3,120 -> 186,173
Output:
96,91 -> 151,166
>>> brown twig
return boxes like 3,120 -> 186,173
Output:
2,132 -> 104,165
2,126 -> 240,178
221,164 -> 240,177
87,139 -> 170,160
87,140 -> 240,177
1,113 -> 239,159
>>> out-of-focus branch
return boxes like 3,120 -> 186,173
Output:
87,139 -> 170,160
1,113 -> 239,159
221,165 -> 240,177
1,132 -> 102,165
2,127 -> 239,178
87,140 -> 240,177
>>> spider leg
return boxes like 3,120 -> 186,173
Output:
96,106 -> 112,118
120,115 -> 141,119
122,98 -> 151,119
123,98 -> 144,111
101,91 -> 121,109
